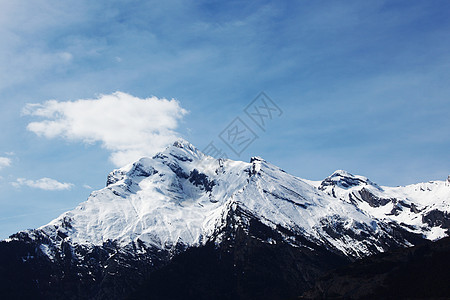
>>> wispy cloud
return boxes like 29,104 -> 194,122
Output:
12,177 -> 74,191
0,157 -> 11,170
0,207 -> 74,222
23,92 -> 187,166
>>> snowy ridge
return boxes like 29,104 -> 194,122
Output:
319,170 -> 450,240
229,158 -> 388,256
9,140 -> 450,259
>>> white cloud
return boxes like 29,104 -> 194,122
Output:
12,177 -> 74,191
23,92 -> 188,166
0,157 -> 11,170
83,184 -> 93,189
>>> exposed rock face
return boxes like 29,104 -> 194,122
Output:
357,187 -> 393,207
422,210 -> 450,234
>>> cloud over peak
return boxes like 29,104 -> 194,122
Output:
24,92 -> 188,166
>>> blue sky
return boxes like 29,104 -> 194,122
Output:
0,0 -> 449,239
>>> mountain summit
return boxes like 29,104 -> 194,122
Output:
1,140 -> 449,299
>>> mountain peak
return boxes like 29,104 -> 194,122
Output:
171,138 -> 199,152
320,170 -> 379,190
154,138 -> 204,162
250,156 -> 265,163
331,169 -> 353,177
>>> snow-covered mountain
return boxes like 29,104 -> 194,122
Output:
1,139 -> 449,299
14,139 -> 448,258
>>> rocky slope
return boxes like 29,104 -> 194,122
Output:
317,170 -> 450,240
